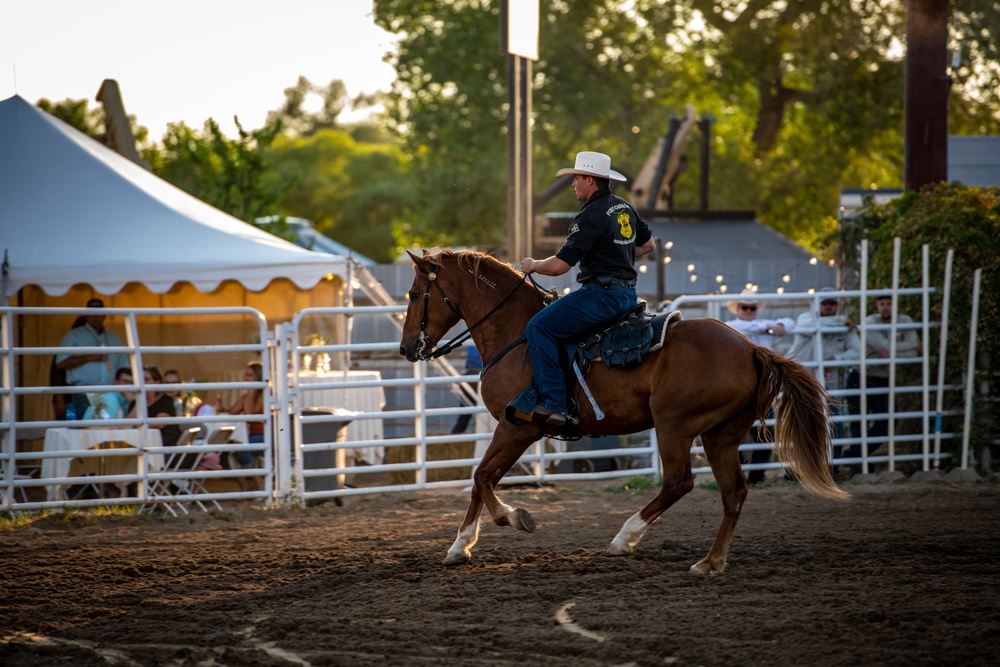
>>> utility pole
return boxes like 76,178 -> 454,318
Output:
500,0 -> 538,262
904,0 -> 949,190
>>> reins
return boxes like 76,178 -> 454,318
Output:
417,264 -> 551,377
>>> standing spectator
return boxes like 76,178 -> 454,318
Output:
725,289 -> 795,349
451,345 -> 483,435
861,295 -> 922,442
787,288 -> 861,453
55,299 -> 128,418
725,290 -> 795,484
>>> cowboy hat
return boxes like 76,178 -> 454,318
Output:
726,289 -> 764,315
555,151 -> 626,182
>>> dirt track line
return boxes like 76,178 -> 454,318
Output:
1,632 -> 144,667
554,601 -> 607,643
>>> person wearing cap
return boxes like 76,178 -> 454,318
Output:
787,288 -> 861,445
724,289 -> 795,351
519,151 -> 655,426
725,289 -> 795,483
858,294 -> 922,443
55,298 -> 129,419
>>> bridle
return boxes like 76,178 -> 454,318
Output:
412,260 -> 549,367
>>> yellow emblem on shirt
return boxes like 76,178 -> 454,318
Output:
617,212 -> 633,239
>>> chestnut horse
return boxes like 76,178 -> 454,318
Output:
399,250 -> 849,573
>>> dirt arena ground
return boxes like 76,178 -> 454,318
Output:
2,478 -> 998,667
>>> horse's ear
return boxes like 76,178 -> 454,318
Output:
421,249 -> 430,257
406,250 -> 421,265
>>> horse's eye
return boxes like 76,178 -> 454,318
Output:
408,292 -> 419,302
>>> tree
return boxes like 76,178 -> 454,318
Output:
36,96 -> 152,151
151,117 -> 291,236
268,129 -> 408,263
374,0 -> 1000,253
265,76 -> 350,137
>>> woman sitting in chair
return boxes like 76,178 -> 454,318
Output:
215,360 -> 266,469
127,365 -> 181,447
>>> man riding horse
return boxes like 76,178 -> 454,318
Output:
519,151 -> 655,427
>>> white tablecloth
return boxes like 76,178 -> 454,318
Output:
42,428 -> 164,501
297,370 -> 385,465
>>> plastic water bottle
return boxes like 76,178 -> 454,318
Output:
66,403 -> 76,421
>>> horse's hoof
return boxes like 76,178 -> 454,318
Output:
511,508 -> 536,533
605,544 -> 631,557
689,560 -> 725,575
443,551 -> 470,566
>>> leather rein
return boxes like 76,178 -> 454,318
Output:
414,262 -> 549,378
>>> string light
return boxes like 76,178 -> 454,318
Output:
687,263 -> 696,272
689,274 -> 698,283
715,274 -> 724,283
776,287 -> 784,294
782,275 -> 791,283
663,256 -> 672,264
810,257 -> 818,265
720,285 -> 728,293
638,264 -> 648,273
665,241 -> 673,249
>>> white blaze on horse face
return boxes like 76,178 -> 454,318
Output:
607,511 -> 650,555
447,519 -> 481,560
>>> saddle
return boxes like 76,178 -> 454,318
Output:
504,304 -> 683,434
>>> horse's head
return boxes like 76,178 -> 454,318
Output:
398,250 -> 465,362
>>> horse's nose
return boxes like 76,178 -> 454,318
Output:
398,344 -> 407,357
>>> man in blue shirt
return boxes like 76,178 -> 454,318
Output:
520,152 -> 655,426
55,298 -> 129,418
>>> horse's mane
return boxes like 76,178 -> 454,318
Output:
433,249 -> 523,291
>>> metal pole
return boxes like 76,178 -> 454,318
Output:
859,240 -> 869,473
888,238 -> 901,471
932,249 -> 953,468
960,269 -> 982,469
921,245 -> 931,470
904,0 -> 949,190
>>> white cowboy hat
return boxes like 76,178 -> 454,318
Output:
555,151 -> 627,182
726,289 -> 764,315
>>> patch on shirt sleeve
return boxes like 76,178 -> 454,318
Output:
568,223 -> 580,236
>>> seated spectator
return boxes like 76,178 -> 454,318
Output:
162,369 -> 186,417
127,365 -> 181,447
215,361 -> 266,469
82,366 -> 132,420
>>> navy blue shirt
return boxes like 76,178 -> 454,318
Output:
555,188 -> 651,285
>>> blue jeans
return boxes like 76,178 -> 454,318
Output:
234,432 -> 265,468
526,284 -> 638,413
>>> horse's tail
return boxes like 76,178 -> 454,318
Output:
754,347 -> 850,501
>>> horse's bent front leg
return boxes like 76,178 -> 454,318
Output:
444,423 -> 540,565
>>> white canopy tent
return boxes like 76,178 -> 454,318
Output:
0,95 -> 353,421
0,94 -> 348,301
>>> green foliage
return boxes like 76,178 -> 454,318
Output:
36,97 -> 105,138
847,183 -> 1000,448
150,118 -> 292,238
37,96 -> 152,151
264,76 -> 349,137
375,0 -> 999,255
268,129 -> 408,263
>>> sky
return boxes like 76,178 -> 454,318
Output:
0,0 -> 398,141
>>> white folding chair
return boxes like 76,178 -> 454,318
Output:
149,427 -> 221,516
